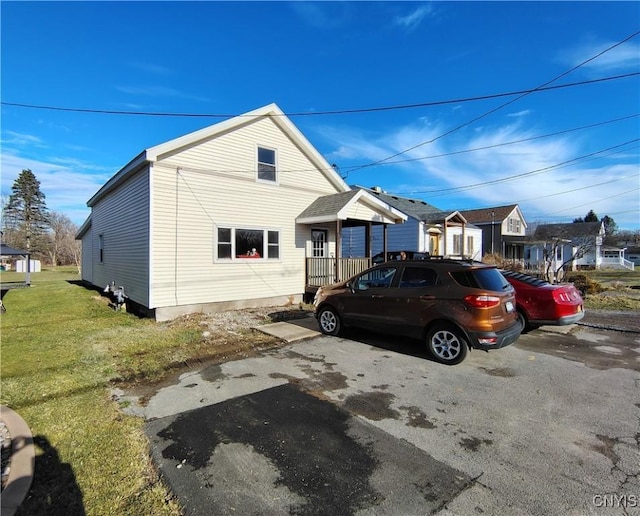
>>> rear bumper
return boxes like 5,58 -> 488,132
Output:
531,308 -> 585,327
468,320 -> 523,351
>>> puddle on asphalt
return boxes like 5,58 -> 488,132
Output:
516,330 -> 640,371
343,391 -> 401,421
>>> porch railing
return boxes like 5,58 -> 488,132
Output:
306,257 -> 372,287
601,257 -> 635,271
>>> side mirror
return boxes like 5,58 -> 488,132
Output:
346,281 -> 355,293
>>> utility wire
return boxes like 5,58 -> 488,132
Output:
548,187 -> 640,215
343,113 -> 639,171
514,174 -> 639,203
346,30 -> 640,174
397,139 -> 640,196
149,113 -> 637,177
1,73 -> 637,118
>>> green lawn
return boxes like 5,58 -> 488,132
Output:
1,268 -> 277,515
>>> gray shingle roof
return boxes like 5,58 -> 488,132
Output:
459,204 -> 519,224
534,221 -> 602,239
359,188 -> 448,223
296,190 -> 361,220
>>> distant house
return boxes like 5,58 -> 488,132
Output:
342,186 -> 483,260
76,104 -> 407,320
459,204 -> 527,261
522,221 -> 635,272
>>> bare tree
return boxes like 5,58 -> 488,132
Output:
46,211 -> 81,270
532,222 -> 602,283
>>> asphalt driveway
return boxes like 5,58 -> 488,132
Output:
123,324 -> 640,515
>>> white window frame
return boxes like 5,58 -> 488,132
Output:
311,229 -> 328,258
256,145 -> 278,184
215,226 -> 281,261
453,233 -> 462,255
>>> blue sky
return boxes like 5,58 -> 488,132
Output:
2,1 -> 639,230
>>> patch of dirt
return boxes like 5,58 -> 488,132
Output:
116,305 -> 314,392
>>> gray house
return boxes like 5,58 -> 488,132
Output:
342,186 -> 483,260
459,204 -> 527,261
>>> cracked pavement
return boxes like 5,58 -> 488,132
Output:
119,324 -> 640,515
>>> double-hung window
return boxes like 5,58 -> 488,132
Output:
453,234 -> 462,255
257,146 -> 277,183
216,227 -> 280,261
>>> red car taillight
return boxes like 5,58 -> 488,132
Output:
464,295 -> 501,308
552,288 -> 574,303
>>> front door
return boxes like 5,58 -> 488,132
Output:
429,234 -> 440,255
311,229 -> 327,258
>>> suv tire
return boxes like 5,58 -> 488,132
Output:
318,306 -> 342,336
426,323 -> 468,365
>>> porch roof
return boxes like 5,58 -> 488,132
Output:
296,189 -> 407,225
1,243 -> 29,256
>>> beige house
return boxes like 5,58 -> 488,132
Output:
77,104 -> 406,320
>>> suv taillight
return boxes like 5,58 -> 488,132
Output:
464,295 -> 501,308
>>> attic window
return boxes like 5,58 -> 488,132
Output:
257,147 -> 277,183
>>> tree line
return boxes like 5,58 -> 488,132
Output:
1,169 -> 81,268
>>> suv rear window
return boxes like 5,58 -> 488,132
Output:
450,268 -> 511,291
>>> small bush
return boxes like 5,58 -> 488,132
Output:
565,273 -> 603,296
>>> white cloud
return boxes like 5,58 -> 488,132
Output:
393,5 -> 433,30
316,119 -> 640,229
507,110 -> 532,118
560,39 -> 640,73
1,131 -> 46,147
1,152 -> 112,225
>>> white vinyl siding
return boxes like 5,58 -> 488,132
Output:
149,115 -> 343,308
89,168 -> 150,307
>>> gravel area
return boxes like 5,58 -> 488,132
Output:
578,309 -> 640,333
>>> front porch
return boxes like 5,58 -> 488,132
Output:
305,257 -> 372,296
297,189 -> 408,299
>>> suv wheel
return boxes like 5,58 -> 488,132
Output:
426,323 -> 468,365
318,306 -> 342,336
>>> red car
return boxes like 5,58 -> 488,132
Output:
500,270 -> 585,331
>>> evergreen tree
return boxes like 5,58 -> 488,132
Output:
584,209 -> 599,222
2,169 -> 49,254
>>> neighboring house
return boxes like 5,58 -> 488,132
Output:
624,247 -> 640,267
522,221 -> 631,273
459,204 -> 527,261
342,186 -> 483,260
76,104 -> 407,321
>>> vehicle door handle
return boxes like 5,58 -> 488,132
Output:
419,295 -> 435,300
371,295 -> 384,299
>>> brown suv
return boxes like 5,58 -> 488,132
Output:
313,258 -> 522,365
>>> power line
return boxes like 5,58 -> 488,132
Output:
342,113 -> 639,171
346,30 -> 640,174
547,187 -> 640,215
397,139 -> 639,197
1,73 -> 637,119
514,174 -> 639,204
